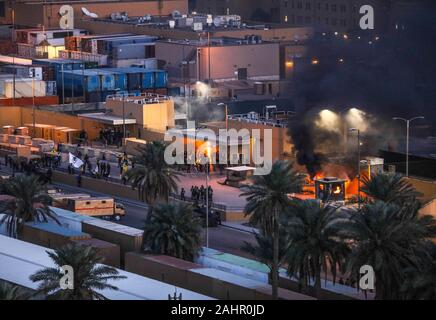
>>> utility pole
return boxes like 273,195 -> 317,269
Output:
31,69 -> 36,138
61,63 -> 65,104
393,116 -> 425,177
349,128 -> 361,209
205,160 -> 209,248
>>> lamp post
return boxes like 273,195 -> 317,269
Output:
349,128 -> 361,209
392,116 -> 425,177
205,159 -> 209,248
217,103 -> 228,131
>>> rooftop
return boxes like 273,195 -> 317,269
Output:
77,113 -> 137,125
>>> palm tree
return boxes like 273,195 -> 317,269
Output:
402,244 -> 436,299
126,141 -> 182,213
241,231 -> 290,286
284,199 -> 349,298
30,244 -> 126,300
0,174 -> 59,238
361,172 -> 421,207
142,202 -> 202,261
0,282 -> 29,300
341,201 -> 429,300
240,160 -> 304,299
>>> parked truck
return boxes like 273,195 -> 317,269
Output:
50,194 -> 126,221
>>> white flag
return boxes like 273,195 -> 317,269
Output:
69,153 -> 84,169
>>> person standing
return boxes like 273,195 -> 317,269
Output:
181,188 -> 185,201
76,173 -> 82,188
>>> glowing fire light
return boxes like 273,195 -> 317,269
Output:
333,186 -> 342,194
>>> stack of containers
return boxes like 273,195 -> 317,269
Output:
32,58 -> 85,101
97,69 -> 120,101
153,70 -> 168,88
106,67 -> 144,95
62,69 -> 101,103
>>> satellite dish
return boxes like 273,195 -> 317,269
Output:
172,10 -> 181,18
81,7 -> 98,18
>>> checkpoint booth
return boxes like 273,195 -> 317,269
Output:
221,166 -> 256,188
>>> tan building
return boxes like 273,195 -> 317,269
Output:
204,110 -> 293,164
156,37 -> 280,82
105,94 -> 175,140
12,0 -> 188,28
194,0 -> 281,22
279,0 -> 392,33
76,12 -> 313,42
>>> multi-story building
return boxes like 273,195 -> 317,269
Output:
194,0 -> 405,33
193,0 -> 281,22
279,0 -> 392,33
8,0 -> 189,29
156,37 -> 280,83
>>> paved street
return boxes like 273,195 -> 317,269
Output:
52,150 -> 248,210
53,181 -> 255,258
0,161 -> 256,258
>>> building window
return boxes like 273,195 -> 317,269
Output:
305,3 -> 311,10
325,3 -> 329,11
284,1 -> 288,8
340,19 -> 346,26
332,18 -> 337,26
340,4 -> 346,12
297,16 -> 303,23
332,4 -> 337,12
305,16 -> 311,23
297,1 -> 302,9
0,1 -> 5,17
325,17 -> 329,24
317,3 -> 321,10
284,15 -> 288,22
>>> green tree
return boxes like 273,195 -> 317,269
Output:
241,231 -> 290,286
0,174 -> 59,238
30,244 -> 126,300
240,160 -> 303,299
0,282 -> 29,300
284,200 -> 349,298
402,244 -> 436,300
361,172 -> 421,207
342,201 -> 429,300
126,141 -> 182,213
142,202 -> 202,261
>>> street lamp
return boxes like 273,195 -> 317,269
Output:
349,128 -> 361,209
205,158 -> 210,248
392,116 -> 425,177
217,103 -> 228,131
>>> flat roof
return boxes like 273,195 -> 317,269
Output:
25,221 -> 89,238
0,235 -> 213,300
189,267 -> 267,289
77,113 -> 137,125
225,166 -> 257,172
83,219 -> 143,237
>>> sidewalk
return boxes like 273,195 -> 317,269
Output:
221,221 -> 259,234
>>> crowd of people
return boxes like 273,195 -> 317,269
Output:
99,128 -> 124,147
186,185 -> 214,204
3,154 -> 53,184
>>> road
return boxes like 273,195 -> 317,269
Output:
0,161 -> 256,257
44,179 -> 256,258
